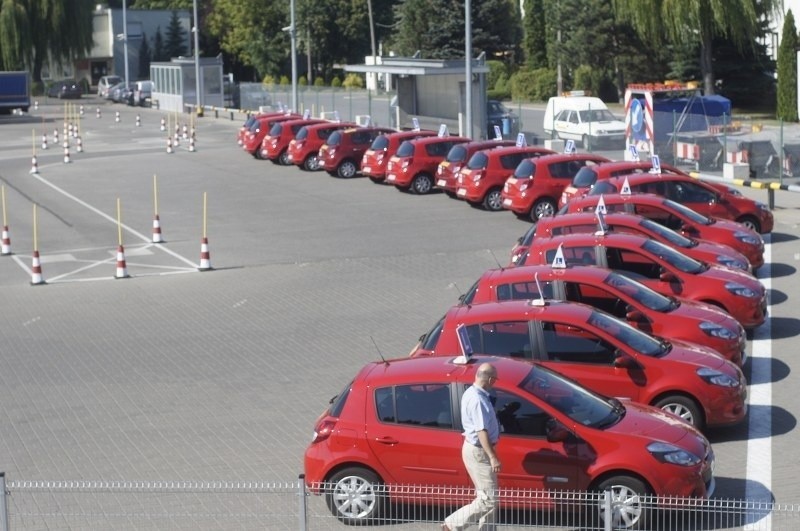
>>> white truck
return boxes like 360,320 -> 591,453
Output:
543,96 -> 626,149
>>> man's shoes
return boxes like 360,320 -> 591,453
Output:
440,524 -> 451,531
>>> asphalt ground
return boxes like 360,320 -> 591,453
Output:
0,97 -> 799,508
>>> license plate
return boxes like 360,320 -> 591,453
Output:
457,188 -> 467,197
436,179 -> 446,187
387,174 -> 396,181
503,198 -> 512,207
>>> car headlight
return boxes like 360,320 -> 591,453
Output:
734,231 -> 761,245
699,321 -> 738,340
725,282 -> 759,298
697,367 -> 739,387
756,202 -> 769,211
716,255 -> 747,271
647,442 -> 701,466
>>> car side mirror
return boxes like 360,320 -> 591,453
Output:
625,309 -> 645,322
680,224 -> 698,235
546,419 -> 570,443
613,351 -> 635,369
659,270 -> 677,282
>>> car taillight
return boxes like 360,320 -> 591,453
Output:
472,171 -> 484,182
312,418 -> 337,443
401,159 -> 411,169
376,153 -> 384,162
519,183 -> 529,192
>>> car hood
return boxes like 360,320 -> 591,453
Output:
692,240 -> 750,266
661,339 -> 729,370
700,264 -> 765,293
607,400 -> 706,452
672,298 -> 742,328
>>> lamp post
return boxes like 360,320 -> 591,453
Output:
465,0 -> 472,139
122,0 -> 129,86
193,0 -> 201,114
283,0 -> 298,112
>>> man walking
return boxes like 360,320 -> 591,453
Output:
443,362 -> 501,531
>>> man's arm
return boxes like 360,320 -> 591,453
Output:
476,429 -> 501,472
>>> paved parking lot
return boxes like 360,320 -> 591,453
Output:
0,97 -> 799,510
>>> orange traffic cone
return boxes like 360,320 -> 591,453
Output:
30,155 -> 39,174
166,136 -> 173,154
115,245 -> 130,278
152,214 -> 164,243
31,250 -> 45,285
41,133 -> 48,150
1,225 -> 11,255
198,237 -> 212,271
96,107 -> 101,119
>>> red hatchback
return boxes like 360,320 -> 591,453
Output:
501,153 -> 610,220
532,212 -> 752,273
561,193 -> 766,270
242,113 -> 300,158
260,118 -> 326,164
287,121 -> 355,171
386,135 -> 471,194
434,139 -> 515,196
319,126 -> 396,178
462,264 -> 747,366
305,355 -> 715,528
559,160 -> 688,207
361,129 -> 437,182
411,299 -> 746,431
588,172 -> 774,234
455,146 -> 556,211
519,232 -> 767,331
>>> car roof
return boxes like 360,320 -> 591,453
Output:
305,121 -> 357,131
461,139 -> 516,150
603,172 -> 703,187
482,146 -> 555,158
387,129 -> 438,139
586,160 -> 686,176
447,298 -> 596,324
408,136 -> 471,145
540,211 -> 646,229
525,153 -> 611,164
533,230 -> 652,250
568,192 -> 671,209
478,263 -> 613,287
340,126 -> 395,135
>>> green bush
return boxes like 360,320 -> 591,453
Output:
31,81 -> 44,96
488,87 -> 512,100
299,76 -> 308,86
279,75 -> 290,86
262,75 -> 276,89
331,76 -> 342,87
313,77 -> 325,87
572,65 -> 593,93
486,60 -> 508,90
510,67 -> 557,101
342,73 -> 364,88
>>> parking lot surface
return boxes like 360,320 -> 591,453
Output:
0,98 -> 799,508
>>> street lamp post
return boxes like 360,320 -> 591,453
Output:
465,0 -> 472,139
193,0 -> 201,114
290,0 -> 298,112
122,0 -> 129,87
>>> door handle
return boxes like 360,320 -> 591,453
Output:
375,437 -> 399,445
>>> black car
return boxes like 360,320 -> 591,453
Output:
487,99 -> 519,139
47,79 -> 83,99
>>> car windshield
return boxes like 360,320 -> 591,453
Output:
641,239 -> 705,273
460,280 -> 480,305
295,127 -> 309,140
587,310 -> 667,356
269,123 -> 283,136
370,135 -> 389,150
446,144 -> 468,163
420,316 -> 445,351
603,271 -> 676,312
396,141 -> 415,157
639,218 -> 693,248
243,116 -> 257,129
578,109 -> 618,122
520,223 -> 538,246
572,167 -> 598,187
588,182 -> 616,195
326,131 -> 343,147
662,199 -> 713,225
466,152 -> 489,170
519,365 -> 622,428
514,159 -> 536,179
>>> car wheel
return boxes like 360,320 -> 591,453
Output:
736,215 -> 761,234
337,160 -> 358,178
325,467 -> 384,525
531,198 -> 557,220
278,150 -> 291,166
483,188 -> 504,211
254,147 -> 265,160
594,475 -> 650,530
411,173 -> 433,194
303,154 -> 320,171
654,395 -> 703,430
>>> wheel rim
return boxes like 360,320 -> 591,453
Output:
332,475 -> 377,520
485,191 -> 503,211
533,200 -> 555,219
306,155 -> 319,171
660,402 -> 695,424
740,218 -> 759,232
600,484 -> 643,529
279,151 -> 290,165
340,161 -> 356,178
413,175 -> 431,194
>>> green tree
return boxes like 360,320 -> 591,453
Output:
165,9 -> 188,58
153,27 -> 168,62
613,0 -> 780,95
131,0 -> 192,8
0,0 -> 94,82
522,0 -> 547,69
776,10 -> 798,121
139,32 -> 152,78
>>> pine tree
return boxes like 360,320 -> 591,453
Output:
153,27 -> 167,62
139,32 -> 152,78
776,10 -> 798,122
523,0 -> 547,69
165,10 -> 187,58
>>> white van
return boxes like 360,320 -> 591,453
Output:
543,96 -> 626,148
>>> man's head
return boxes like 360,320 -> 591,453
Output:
476,363 -> 498,390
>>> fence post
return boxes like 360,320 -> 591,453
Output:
298,474 -> 307,531
603,489 -> 612,531
0,472 -> 8,531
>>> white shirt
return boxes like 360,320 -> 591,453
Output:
461,384 -> 500,447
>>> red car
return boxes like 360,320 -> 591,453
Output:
559,160 -> 688,207
434,139 -> 515,196
287,121 -> 356,171
462,264 -> 747,366
411,299 -> 746,430
242,113 -> 300,158
305,355 -> 715,528
519,231 -> 767,330
454,146 -> 555,211
319,126 -> 396,178
530,211 -> 752,273
260,118 -> 326,164
361,129 -> 437,182
588,172 -> 774,234
501,153 -> 610,220
386,135 -> 471,194
560,193 -> 766,270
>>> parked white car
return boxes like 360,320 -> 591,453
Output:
543,96 -> 626,148
97,75 -> 122,98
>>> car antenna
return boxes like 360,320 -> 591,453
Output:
449,282 -> 467,305
369,335 -> 390,366
487,249 -> 504,270
530,272 -> 546,307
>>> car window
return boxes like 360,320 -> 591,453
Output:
420,315 -> 446,351
326,131 -> 343,146
425,142 -> 449,157
572,167 -> 598,187
669,181 -> 716,203
513,159 -> 536,179
466,151 -> 489,170
269,123 -> 283,136
550,160 -> 585,179
396,141 -> 415,157
563,282 -> 621,316
370,135 -> 389,150
318,128 -> 336,140
290,123 -> 306,134
541,321 -> 617,364
554,110 -> 570,121
549,223 -> 597,236
465,321 -> 532,359
351,131 -> 371,145
589,181 -> 616,195
494,390 -> 551,437
374,384 -> 453,428
544,246 -> 596,266
446,144 -> 468,163
330,379 -> 354,417
295,127 -> 309,140
605,246 -> 663,279
500,153 -> 526,170
587,310 -> 666,356
661,199 -> 712,225
579,109 -> 617,123
637,218 -> 693,247
641,240 -> 704,274
568,111 -> 580,124
604,272 -> 675,312
496,281 -> 555,301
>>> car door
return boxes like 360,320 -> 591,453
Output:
601,245 -> 687,298
535,321 -> 645,402
365,383 -> 465,486
662,180 -> 719,218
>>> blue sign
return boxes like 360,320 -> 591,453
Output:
456,324 -> 473,359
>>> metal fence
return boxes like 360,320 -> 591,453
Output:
3,474 -> 800,530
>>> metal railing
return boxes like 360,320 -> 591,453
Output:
2,474 -> 800,530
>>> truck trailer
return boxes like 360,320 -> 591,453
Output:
0,71 -> 31,114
